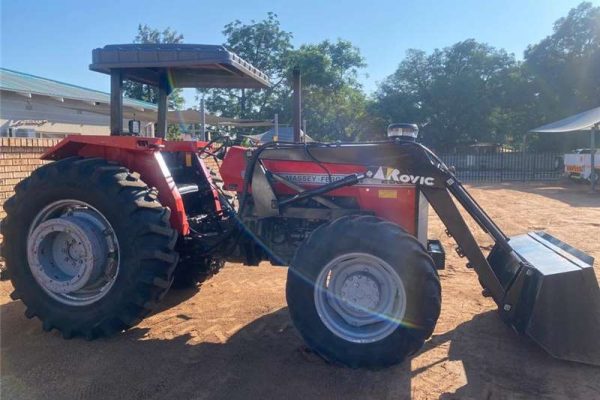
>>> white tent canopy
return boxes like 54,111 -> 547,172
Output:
530,106 -> 600,133
530,106 -> 600,191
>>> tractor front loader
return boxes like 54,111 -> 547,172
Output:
2,44 -> 599,369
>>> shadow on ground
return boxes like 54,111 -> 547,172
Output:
430,312 -> 600,399
1,300 -> 411,400
2,297 -> 599,400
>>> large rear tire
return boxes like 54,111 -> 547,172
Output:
286,215 -> 441,368
1,157 -> 178,339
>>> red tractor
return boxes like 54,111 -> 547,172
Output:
2,44 -> 599,368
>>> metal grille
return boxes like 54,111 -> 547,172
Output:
438,151 -> 562,183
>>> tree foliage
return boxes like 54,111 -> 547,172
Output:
285,40 -> 375,141
200,13 -> 293,120
372,41 -> 538,150
199,14 -> 371,141
524,2 -> 600,121
123,24 -> 185,110
197,3 -> 598,149
373,2 -> 599,151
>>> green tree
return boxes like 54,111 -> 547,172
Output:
373,40 -> 533,150
285,40 -> 365,90
123,24 -> 185,110
524,2 -> 600,123
199,13 -> 293,120
199,14 -> 372,141
285,40 -> 372,141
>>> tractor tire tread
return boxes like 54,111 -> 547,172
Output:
1,157 -> 179,340
286,214 -> 441,369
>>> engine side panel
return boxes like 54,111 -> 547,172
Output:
220,146 -> 419,235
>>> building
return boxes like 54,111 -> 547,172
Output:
0,68 -> 276,140
0,68 -> 157,138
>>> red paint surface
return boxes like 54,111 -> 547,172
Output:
43,138 -> 419,236
43,135 -> 189,235
220,146 -> 417,234
162,140 -> 210,152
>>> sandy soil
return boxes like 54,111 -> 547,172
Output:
1,182 -> 599,399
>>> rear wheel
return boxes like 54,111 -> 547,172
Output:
1,157 -> 178,339
286,215 -> 441,368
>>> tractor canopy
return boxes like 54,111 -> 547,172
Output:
90,43 -> 270,89
89,43 -> 271,138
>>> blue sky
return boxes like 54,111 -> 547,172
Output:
1,0 -> 596,107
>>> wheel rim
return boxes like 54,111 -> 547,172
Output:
27,200 -> 120,306
314,252 -> 407,343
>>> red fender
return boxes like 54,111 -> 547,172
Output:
42,135 -> 190,235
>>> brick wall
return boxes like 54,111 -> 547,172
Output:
0,138 -> 61,220
0,138 -> 61,275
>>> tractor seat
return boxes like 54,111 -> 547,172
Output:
176,183 -> 199,196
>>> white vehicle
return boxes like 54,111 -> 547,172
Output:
564,148 -> 599,182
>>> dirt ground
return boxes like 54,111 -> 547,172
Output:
1,182 -> 599,400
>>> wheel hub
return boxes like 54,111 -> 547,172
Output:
340,273 -> 381,313
27,200 -> 119,305
314,253 -> 407,343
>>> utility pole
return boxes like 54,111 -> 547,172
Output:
200,97 -> 206,141
292,68 -> 301,143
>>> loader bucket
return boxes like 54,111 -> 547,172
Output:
487,231 -> 600,366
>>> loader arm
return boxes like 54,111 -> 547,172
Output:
413,149 -> 526,312
420,148 -> 599,366
420,185 -> 507,304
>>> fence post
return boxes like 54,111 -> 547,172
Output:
500,150 -> 504,182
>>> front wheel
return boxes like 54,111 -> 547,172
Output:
286,215 -> 441,368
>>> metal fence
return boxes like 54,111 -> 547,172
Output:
438,152 -> 562,183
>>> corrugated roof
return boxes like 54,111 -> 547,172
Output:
0,68 -> 274,128
0,68 -> 156,110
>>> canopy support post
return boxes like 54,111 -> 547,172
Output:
156,72 -> 171,139
110,69 -> 123,136
157,87 -> 168,139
